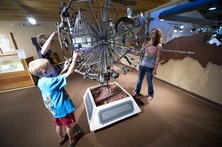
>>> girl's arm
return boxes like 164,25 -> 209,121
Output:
152,44 -> 162,76
129,42 -> 146,56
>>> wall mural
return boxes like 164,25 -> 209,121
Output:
161,32 -> 222,67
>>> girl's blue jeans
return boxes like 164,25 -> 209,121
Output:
135,65 -> 154,97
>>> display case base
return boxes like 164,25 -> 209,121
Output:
83,82 -> 141,131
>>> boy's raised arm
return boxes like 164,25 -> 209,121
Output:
41,31 -> 58,55
64,52 -> 79,78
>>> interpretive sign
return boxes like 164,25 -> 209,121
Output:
98,100 -> 134,124
161,32 -> 222,67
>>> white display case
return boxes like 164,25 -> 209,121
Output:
83,82 -> 141,131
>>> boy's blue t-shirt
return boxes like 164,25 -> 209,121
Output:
38,75 -> 76,118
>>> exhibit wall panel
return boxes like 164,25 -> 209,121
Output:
146,2 -> 222,105
157,58 -> 222,105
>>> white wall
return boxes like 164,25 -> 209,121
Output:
0,21 -> 57,59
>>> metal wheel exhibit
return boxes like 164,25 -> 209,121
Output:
57,0 -> 147,84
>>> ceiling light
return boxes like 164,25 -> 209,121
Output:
27,16 -> 36,25
209,7 -> 216,11
140,12 -> 148,25
140,12 -> 144,17
199,28 -> 204,33
173,25 -> 183,33
127,8 -> 132,18
209,4 -> 217,11
190,28 -> 196,33
180,25 -> 184,29
109,19 -> 114,27
178,25 -> 184,32
173,26 -> 178,32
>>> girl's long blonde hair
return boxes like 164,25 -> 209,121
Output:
152,28 -> 163,46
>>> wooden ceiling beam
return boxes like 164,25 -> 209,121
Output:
0,0 -> 171,21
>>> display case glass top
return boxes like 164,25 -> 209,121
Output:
0,55 -> 24,73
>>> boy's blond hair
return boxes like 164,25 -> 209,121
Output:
29,59 -> 49,76
37,33 -> 48,47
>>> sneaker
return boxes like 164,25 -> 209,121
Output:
59,134 -> 69,145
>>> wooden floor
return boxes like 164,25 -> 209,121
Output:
0,69 -> 222,147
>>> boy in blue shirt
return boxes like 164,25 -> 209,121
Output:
29,52 -> 79,146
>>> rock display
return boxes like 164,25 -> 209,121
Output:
90,83 -> 129,106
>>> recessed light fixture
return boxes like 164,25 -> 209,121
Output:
140,12 -> 144,17
209,4 -> 217,11
27,15 -> 37,25
173,25 -> 184,32
173,29 -> 178,32
190,28 -> 196,33
127,8 -> 132,18
209,7 -> 216,11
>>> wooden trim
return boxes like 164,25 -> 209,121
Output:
0,53 -> 17,57
0,56 -> 38,91
9,32 -> 18,49
0,85 -> 35,93
0,70 -> 34,91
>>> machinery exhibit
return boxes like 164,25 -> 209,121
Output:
56,0 -> 146,131
57,0 -> 148,85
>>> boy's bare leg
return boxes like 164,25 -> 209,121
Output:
66,126 -> 74,143
56,125 -> 64,142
